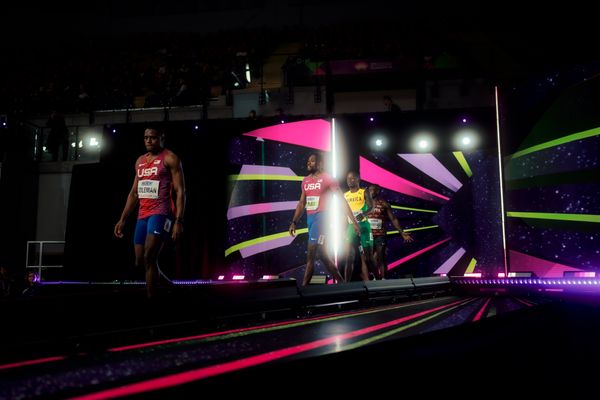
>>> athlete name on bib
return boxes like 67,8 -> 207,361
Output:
138,180 -> 159,199
306,196 -> 320,211
368,218 -> 382,230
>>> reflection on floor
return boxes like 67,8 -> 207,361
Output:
0,294 -> 555,398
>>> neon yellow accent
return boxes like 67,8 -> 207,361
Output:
465,258 -> 477,274
387,225 -> 438,235
507,211 -> 600,223
225,228 -> 308,257
453,151 -> 473,177
391,205 -> 437,214
229,174 -> 304,181
511,126 -> 600,159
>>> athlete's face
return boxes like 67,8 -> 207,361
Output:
347,173 -> 359,189
369,186 -> 380,198
144,129 -> 163,153
307,155 -> 318,173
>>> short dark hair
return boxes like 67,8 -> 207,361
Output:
145,124 -> 165,137
309,152 -> 323,164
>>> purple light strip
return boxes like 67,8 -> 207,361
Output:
433,247 -> 466,275
454,278 -> 600,287
398,153 -> 463,192
227,201 -> 298,220
243,119 -> 331,151
239,165 -> 298,176
360,157 -> 449,203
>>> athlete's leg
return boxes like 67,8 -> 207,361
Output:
374,239 -> 386,279
303,243 -> 318,286
344,224 -> 358,282
143,234 -> 164,299
133,218 -> 148,281
359,246 -> 378,281
317,245 -> 344,283
358,222 -> 376,281
142,215 -> 171,299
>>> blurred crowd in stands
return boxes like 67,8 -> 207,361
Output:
0,29 -> 276,115
0,23 -> 466,116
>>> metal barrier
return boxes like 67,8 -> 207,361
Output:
25,241 -> 65,281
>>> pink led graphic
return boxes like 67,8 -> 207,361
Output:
74,299 -> 467,399
571,271 -> 596,277
0,356 -> 66,371
243,119 -> 331,151
472,298 -> 491,321
509,250 -> 583,278
360,157 -> 449,203
388,237 -> 452,270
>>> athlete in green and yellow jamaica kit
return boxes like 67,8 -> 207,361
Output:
343,171 -> 379,281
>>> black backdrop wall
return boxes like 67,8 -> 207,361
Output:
64,119 -> 235,281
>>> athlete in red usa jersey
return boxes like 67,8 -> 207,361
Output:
114,127 -> 186,299
289,153 -> 359,286
135,150 -> 174,219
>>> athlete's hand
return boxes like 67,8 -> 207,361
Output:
172,221 -> 183,241
401,231 -> 414,243
114,220 -> 125,238
352,221 -> 360,236
289,222 -> 296,237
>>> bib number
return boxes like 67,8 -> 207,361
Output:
306,196 -> 320,211
138,180 -> 159,199
368,218 -> 382,230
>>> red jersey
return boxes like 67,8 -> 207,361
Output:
367,198 -> 388,237
301,172 -> 338,215
136,149 -> 174,219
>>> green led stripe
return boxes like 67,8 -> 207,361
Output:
511,126 -> 600,159
388,225 -> 439,235
341,299 -> 475,351
391,205 -> 437,213
465,258 -> 477,274
506,169 -> 600,188
453,151 -> 473,177
225,228 -> 308,257
229,174 -> 304,181
507,211 -> 600,223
